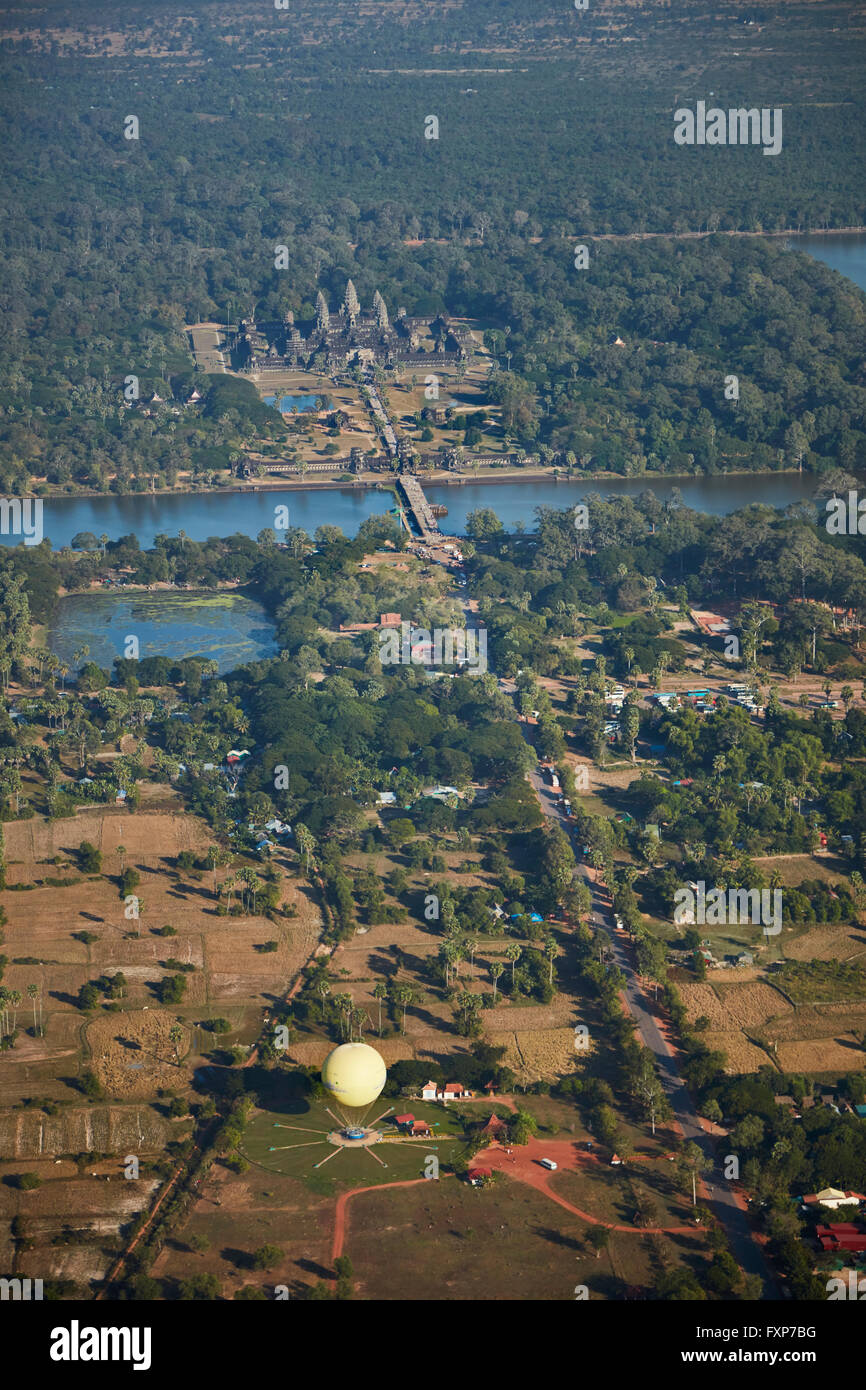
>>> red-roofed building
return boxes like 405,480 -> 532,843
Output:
379,613 -> 402,628
394,1114 -> 415,1130
420,1081 -> 472,1102
803,1188 -> 865,1210
481,1114 -> 508,1138
411,1120 -> 432,1137
468,1166 -> 493,1187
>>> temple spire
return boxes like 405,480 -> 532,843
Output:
344,279 -> 360,326
373,289 -> 390,330
316,290 -> 330,332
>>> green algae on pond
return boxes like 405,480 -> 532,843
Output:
49,591 -> 278,675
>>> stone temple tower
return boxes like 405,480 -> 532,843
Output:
373,289 -> 390,331
343,279 -> 360,327
316,290 -> 330,333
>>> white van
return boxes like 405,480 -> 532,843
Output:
539,1158 -> 558,1171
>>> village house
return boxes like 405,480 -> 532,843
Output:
802,1187 -> 865,1212
420,1081 -> 472,1102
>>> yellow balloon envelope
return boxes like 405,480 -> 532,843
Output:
321,1043 -> 387,1111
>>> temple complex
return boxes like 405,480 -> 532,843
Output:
231,281 -> 473,373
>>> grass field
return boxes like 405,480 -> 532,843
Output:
342,1175 -> 707,1301
241,1099 -> 469,1189
150,1158 -> 336,1300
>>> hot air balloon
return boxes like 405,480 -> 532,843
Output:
263,1043 -> 394,1171
321,1042 -> 387,1119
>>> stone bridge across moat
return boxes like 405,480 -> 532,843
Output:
397,475 -> 441,541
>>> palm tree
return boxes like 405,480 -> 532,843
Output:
545,937 -> 558,987
440,943 -> 457,988
207,845 -> 230,898
318,981 -> 331,1019
490,961 -> 504,1003
505,943 -> 521,989
334,993 -> 353,1041
373,982 -> 387,1035
396,986 -> 414,1034
27,983 -> 39,1035
295,823 -> 316,875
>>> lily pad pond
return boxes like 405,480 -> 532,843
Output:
48,591 -> 278,674
263,394 -> 320,413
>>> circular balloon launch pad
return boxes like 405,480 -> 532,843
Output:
325,1126 -> 384,1150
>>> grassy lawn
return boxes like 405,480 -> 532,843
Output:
241,1100 -> 469,1190
551,1159 -> 696,1231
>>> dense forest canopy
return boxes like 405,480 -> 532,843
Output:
1,0 -> 865,492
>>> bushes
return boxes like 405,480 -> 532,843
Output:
158,974 -> 187,1005
13,1172 -> 41,1190
77,841 -> 102,873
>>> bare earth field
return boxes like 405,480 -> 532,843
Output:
1,808 -> 321,1110
0,1159 -> 163,1288
150,1160 -> 336,1300
682,975 -> 866,1076
781,923 -> 866,963
0,806 -> 325,1291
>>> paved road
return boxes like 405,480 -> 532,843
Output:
454,588 -> 774,1295
188,322 -> 227,374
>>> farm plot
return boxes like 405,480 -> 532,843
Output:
86,1009 -> 192,1099
774,1037 -> 866,1073
0,1163 -> 162,1290
4,810 -> 209,868
711,981 -> 793,1029
782,923 -> 866,962
501,1027 -> 582,1084
0,1104 -> 173,1160
679,983 -> 732,1029
760,1001 -> 866,1042
0,807 -> 322,1107
704,1032 -> 772,1073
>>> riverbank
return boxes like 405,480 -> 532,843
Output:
31,463 -> 814,504
403,225 -> 866,249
